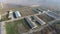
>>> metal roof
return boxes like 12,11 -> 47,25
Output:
33,15 -> 46,25
25,17 -> 37,29
45,12 -> 60,19
14,11 -> 21,17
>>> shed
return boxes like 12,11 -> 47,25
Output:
33,15 -> 46,25
13,11 -> 21,18
25,17 -> 37,29
45,12 -> 60,19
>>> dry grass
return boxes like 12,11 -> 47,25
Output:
0,7 -> 35,17
5,19 -> 30,34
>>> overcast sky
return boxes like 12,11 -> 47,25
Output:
0,0 -> 60,6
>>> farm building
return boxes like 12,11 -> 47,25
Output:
32,9 -> 41,14
36,9 -> 43,13
13,11 -> 21,18
36,8 -> 46,13
33,15 -> 46,25
45,12 -> 60,19
25,17 -> 37,29
37,13 -> 55,23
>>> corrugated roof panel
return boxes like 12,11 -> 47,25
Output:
25,17 -> 37,29
14,11 -> 21,18
33,15 -> 46,25
45,12 -> 60,19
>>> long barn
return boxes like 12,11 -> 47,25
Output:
33,15 -> 46,25
45,12 -> 60,19
13,11 -> 21,18
24,17 -> 37,29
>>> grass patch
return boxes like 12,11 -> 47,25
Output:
5,19 -> 30,34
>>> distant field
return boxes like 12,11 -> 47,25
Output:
16,7 -> 35,17
0,8 -> 9,15
0,7 -> 36,17
5,19 -> 30,34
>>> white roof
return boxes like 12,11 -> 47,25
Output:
15,11 -> 21,17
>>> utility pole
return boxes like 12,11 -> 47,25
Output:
0,15 -> 1,21
0,2 -> 3,9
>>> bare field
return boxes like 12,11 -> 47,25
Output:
0,7 -> 35,17
19,7 -> 35,17
0,9 -> 9,15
